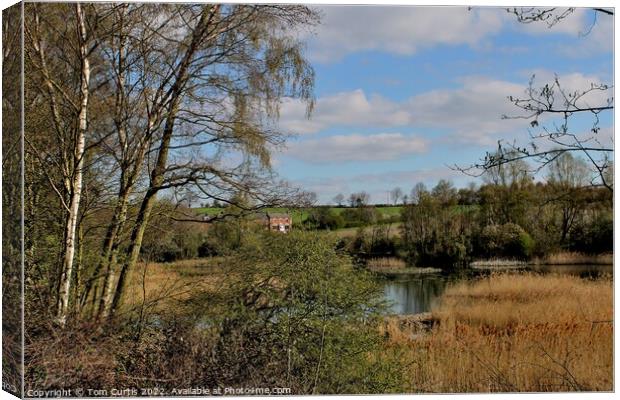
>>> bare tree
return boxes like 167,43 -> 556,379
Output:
482,150 -> 531,187
332,193 -> 345,206
410,182 -> 428,205
546,153 -> 591,244
458,8 -> 613,192
349,191 -> 370,207
390,187 -> 403,205
306,191 -> 319,206
508,7 -> 613,27
431,179 -> 457,206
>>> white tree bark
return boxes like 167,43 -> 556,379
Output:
56,3 -> 90,325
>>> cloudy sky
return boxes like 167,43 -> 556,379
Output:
271,6 -> 613,204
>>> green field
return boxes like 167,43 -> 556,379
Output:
193,206 -> 404,225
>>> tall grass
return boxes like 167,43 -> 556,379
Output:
534,252 -> 613,265
367,257 -> 407,270
390,273 -> 613,392
123,258 -> 226,312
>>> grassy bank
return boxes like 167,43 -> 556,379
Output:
386,273 -> 613,392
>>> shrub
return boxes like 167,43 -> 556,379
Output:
192,231 -> 405,394
569,212 -> 613,254
341,206 -> 379,228
479,223 -> 534,259
304,208 -> 345,230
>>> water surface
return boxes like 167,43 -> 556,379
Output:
381,264 -> 612,315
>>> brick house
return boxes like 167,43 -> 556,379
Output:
260,212 -> 292,233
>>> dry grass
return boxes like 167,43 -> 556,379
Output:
470,259 -> 528,268
335,222 -> 403,238
534,252 -> 613,265
123,258 -> 226,312
390,273 -> 613,393
368,257 -> 407,270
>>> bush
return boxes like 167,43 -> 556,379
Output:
304,208 -> 345,230
341,206 -> 379,228
407,233 -> 470,268
140,223 -> 204,262
194,231 -> 405,393
479,223 -> 534,259
569,212 -> 613,254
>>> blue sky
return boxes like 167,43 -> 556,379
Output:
270,6 -> 613,204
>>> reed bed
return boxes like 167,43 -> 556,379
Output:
392,273 -> 613,393
534,252 -> 613,265
124,258 -> 226,310
368,257 -> 407,270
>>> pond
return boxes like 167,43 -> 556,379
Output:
381,264 -> 613,315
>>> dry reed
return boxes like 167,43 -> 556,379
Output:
390,273 -> 613,393
368,257 -> 407,270
535,252 -> 613,265
124,258 -> 226,311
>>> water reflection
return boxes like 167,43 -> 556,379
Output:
381,264 -> 612,315
383,275 -> 447,315
529,264 -> 613,278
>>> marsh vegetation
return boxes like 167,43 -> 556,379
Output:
385,273 -> 613,392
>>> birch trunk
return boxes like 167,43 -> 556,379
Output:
108,110 -> 178,317
56,3 -> 90,325
105,11 -> 213,318
96,190 -> 129,317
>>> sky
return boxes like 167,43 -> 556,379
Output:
268,6 -> 614,204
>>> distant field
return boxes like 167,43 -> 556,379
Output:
193,206 -> 405,225
335,222 -> 403,238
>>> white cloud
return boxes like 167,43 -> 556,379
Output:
304,6 -> 612,63
564,9 -> 614,57
307,6 -> 505,62
405,76 -> 526,145
279,89 -> 411,134
285,133 -> 428,163
279,71 -> 611,146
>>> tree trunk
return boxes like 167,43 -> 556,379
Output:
108,187 -> 158,317
105,10 -> 212,319
56,3 -> 90,325
96,189 -> 130,317
108,114 -> 177,317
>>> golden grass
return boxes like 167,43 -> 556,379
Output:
124,258 -> 226,311
390,273 -> 613,393
535,252 -> 613,265
368,257 -> 407,270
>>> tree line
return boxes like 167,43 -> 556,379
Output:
320,154 -> 612,268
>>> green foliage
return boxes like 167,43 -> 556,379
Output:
340,206 -> 379,228
479,223 -> 534,260
400,196 -> 473,268
200,231 -> 404,393
304,208 -> 345,230
569,211 -> 613,254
